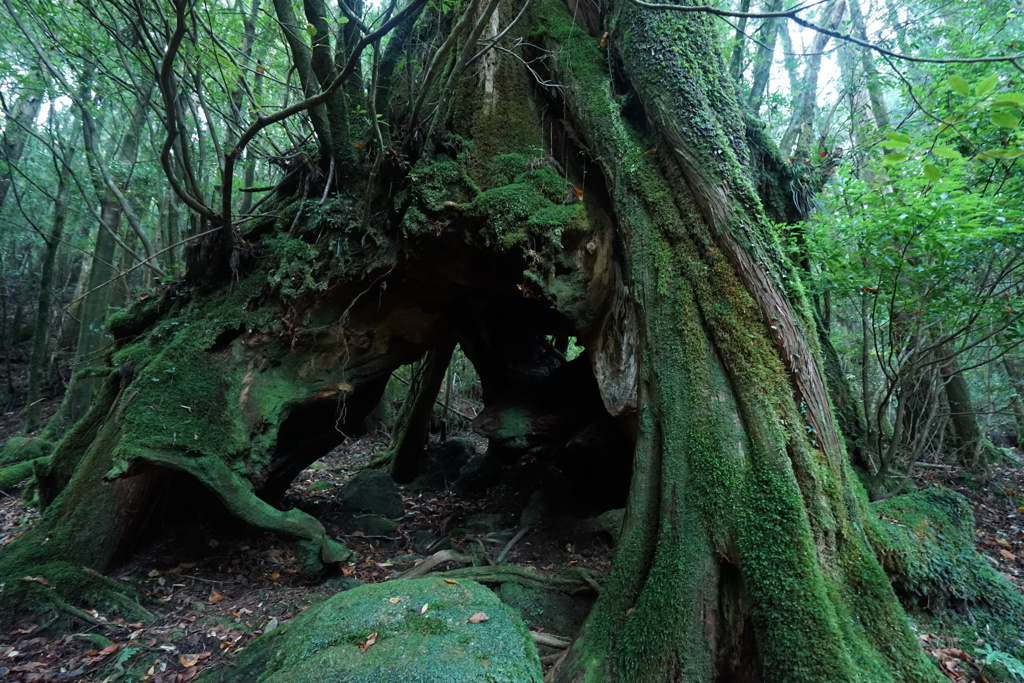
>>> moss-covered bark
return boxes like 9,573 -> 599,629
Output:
531,1 -> 940,680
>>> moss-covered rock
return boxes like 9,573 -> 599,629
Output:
197,578 -> 544,683
869,487 -> 1024,615
497,581 -> 594,636
0,436 -> 54,465
869,487 -> 1024,665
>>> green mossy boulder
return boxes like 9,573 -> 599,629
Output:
870,487 -> 1024,615
869,487 -> 1024,664
197,578 -> 544,683
594,508 -> 625,543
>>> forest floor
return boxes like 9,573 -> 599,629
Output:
0,403 -> 1021,682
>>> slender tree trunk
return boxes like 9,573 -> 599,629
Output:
1004,353 -> 1024,442
941,358 -> 987,467
746,0 -> 783,110
727,0 -> 752,83
48,82 -> 149,433
779,0 -> 847,156
25,157 -> 71,432
0,68 -> 45,213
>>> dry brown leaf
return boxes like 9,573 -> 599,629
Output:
358,632 -> 378,653
443,579 -> 458,585
99,643 -> 119,657
467,612 -> 489,624
20,576 -> 49,586
389,597 -> 401,604
1000,549 -> 1016,561
208,589 -> 228,604
179,653 -> 201,667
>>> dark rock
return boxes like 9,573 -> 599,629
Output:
457,451 -> 504,492
465,513 -> 509,534
353,514 -> 399,537
407,438 -> 476,490
338,470 -> 405,519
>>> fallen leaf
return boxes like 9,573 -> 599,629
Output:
358,632 -> 378,653
180,653 -> 200,667
1000,549 -> 1016,561
443,579 -> 458,585
389,597 -> 401,604
467,612 -> 489,624
20,576 -> 49,586
208,590 -> 228,604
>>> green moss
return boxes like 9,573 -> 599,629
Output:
0,436 -> 54,465
869,487 -> 1024,616
108,288 -> 172,341
198,578 -> 543,683
465,166 -> 584,250
0,559 -> 153,629
411,160 -> 480,213
0,457 -> 43,489
482,153 -> 535,187
266,236 -> 327,299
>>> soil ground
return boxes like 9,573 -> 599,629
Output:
0,396 -> 1021,682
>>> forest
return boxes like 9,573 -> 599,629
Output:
0,0 -> 1022,680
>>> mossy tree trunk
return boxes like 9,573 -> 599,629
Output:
941,358 -> 989,468
1,0 -> 942,680
536,3 -> 936,680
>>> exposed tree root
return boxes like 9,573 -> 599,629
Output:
428,564 -> 603,595
395,549 -> 474,579
495,525 -> 531,565
531,632 -> 571,649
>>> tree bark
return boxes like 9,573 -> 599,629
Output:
389,339 -> 456,483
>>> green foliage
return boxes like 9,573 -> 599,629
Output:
979,644 -> 1024,682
